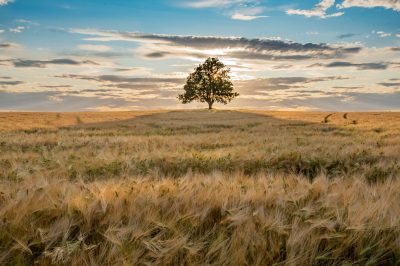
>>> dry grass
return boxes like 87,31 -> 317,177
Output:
0,111 -> 163,131
0,110 -> 399,265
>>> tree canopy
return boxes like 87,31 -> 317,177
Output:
178,57 -> 239,109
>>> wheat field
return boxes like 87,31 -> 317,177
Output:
0,110 -> 399,265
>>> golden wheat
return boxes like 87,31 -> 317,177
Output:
0,110 -> 399,265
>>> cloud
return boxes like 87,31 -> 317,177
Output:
55,74 -> 185,94
337,0 -> 400,12
230,7 -> 268,20
114,67 -> 153,75
0,91 -> 141,112
272,64 -> 294,69
186,0 -> 400,21
375,31 -> 392,37
57,74 -> 183,83
0,43 -> 13,48
78,44 -> 112,52
48,95 -> 64,102
39,85 -> 73,89
15,19 -> 39,26
379,82 -> 400,87
70,29 -> 362,62
66,50 -> 130,58
9,26 -> 26,33
0,43 -> 21,50
182,0 -> 267,21
0,0 -> 13,6
5,73 -> 355,111
286,0 -> 344,18
145,52 -> 171,58
332,86 -> 363,89
11,58 -> 99,68
337,33 -> 358,39
231,12 -> 268,20
56,74 -> 183,84
235,76 -> 348,92
0,80 -> 24,86
325,61 -> 389,70
183,0 -> 251,9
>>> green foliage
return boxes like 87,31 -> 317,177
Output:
178,57 -> 239,109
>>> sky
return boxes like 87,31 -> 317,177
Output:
0,0 -> 399,111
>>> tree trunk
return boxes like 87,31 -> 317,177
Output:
208,102 -> 213,110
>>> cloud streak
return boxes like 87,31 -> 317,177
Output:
337,33 -> 358,39
182,0 -> 267,20
325,61 -> 390,70
0,0 -> 13,6
0,80 -> 24,86
0,43 -> 19,48
70,29 -> 362,62
78,44 -> 112,52
379,82 -> 400,87
287,0 -> 344,18
9,58 -> 99,68
337,0 -> 400,12
183,0 -> 249,8
236,76 -> 348,92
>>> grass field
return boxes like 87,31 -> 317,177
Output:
0,110 -> 399,265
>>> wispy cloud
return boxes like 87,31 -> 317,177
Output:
9,26 -> 26,33
8,58 -> 99,68
337,33 -> 358,39
337,0 -> 400,12
0,42 -> 20,49
70,29 -> 362,62
56,74 -> 184,86
0,0 -> 13,6
78,44 -> 112,52
379,81 -> 400,87
15,19 -> 40,26
183,0 -> 251,9
325,61 -> 391,70
0,80 -> 24,86
287,0 -> 344,18
236,76 -> 348,92
39,85 -> 73,89
231,7 -> 268,20
182,0 -> 267,20
374,30 -> 392,37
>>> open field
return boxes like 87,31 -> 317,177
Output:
0,110 -> 399,265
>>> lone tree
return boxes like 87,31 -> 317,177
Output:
178,57 -> 239,109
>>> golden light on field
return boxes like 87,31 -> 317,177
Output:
0,110 -> 399,264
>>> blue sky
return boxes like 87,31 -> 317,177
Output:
0,0 -> 399,111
